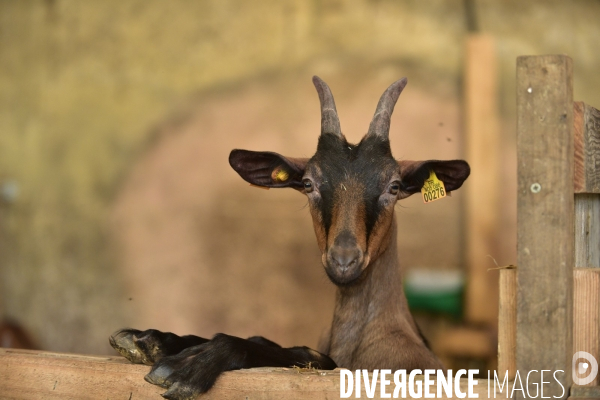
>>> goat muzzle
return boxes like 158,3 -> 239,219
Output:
324,239 -> 366,285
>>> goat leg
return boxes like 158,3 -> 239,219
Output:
142,333 -> 336,400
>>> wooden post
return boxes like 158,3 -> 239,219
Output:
498,268 -> 517,380
464,33 -> 500,327
516,55 -> 574,399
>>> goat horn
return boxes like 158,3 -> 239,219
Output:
367,77 -> 408,139
312,76 -> 342,137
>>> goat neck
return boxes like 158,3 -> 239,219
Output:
327,216 -> 425,369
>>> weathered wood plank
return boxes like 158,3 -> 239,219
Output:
574,194 -> 600,268
574,102 -> 600,193
0,348 -> 164,399
500,268 -> 600,388
0,349 -> 504,399
498,268 -> 517,380
516,55 -> 574,400
463,33 -> 500,327
573,268 -> 600,387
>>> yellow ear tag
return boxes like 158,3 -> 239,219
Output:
272,167 -> 289,183
421,170 -> 447,204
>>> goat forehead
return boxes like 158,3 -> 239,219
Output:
309,135 -> 398,185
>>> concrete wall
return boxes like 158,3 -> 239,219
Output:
0,0 -> 599,354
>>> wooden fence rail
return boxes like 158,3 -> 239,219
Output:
0,348 -> 503,399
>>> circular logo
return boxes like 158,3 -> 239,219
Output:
573,351 -> 598,385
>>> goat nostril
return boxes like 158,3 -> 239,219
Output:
330,247 -> 361,272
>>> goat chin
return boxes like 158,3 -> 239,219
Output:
324,264 -> 367,287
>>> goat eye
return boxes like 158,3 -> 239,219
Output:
303,180 -> 314,193
388,182 -> 400,195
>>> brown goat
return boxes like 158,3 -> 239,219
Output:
110,76 -> 470,400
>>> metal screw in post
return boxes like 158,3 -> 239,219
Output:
530,183 -> 541,193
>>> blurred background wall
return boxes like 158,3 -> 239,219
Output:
0,0 -> 599,366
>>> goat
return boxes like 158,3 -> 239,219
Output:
110,76 -> 470,400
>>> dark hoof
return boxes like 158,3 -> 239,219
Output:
109,328 -> 147,364
162,382 -> 198,400
145,364 -> 175,388
132,329 -> 169,363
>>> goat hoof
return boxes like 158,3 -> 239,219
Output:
132,329 -> 168,363
161,382 -> 198,400
110,328 -> 175,365
145,364 -> 175,387
109,328 -> 146,364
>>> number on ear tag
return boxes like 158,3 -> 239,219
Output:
421,170 -> 447,204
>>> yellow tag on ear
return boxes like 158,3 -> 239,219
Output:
271,167 -> 289,183
421,170 -> 447,204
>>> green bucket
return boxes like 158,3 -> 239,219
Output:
404,269 -> 464,318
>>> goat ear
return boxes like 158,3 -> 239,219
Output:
229,149 -> 308,189
397,159 -> 470,197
